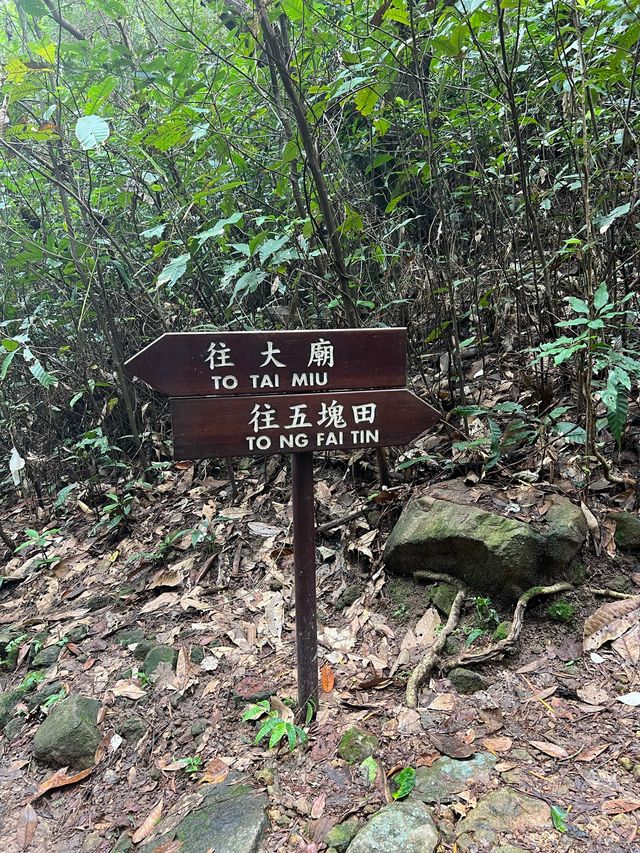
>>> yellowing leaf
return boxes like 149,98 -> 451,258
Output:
321,664 -> 335,693
29,766 -> 94,802
529,740 -> 569,760
17,804 -> 37,849
132,797 -> 164,844
583,596 -> 640,652
354,87 -> 379,117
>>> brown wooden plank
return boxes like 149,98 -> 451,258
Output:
126,328 -> 406,397
171,389 -> 439,459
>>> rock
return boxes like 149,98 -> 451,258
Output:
430,583 -> 458,615
337,727 -> 379,764
385,494 -> 586,598
608,511 -> 640,551
111,833 -> 133,852
191,721 -> 206,738
67,624 -> 90,643
117,714 -> 147,742
27,681 -> 63,711
493,621 -> 510,641
33,694 -> 101,769
32,645 -> 61,667
448,667 -> 491,695
190,646 -> 205,664
115,627 -> 146,647
85,594 -> 114,611
336,585 -> 361,611
608,573 -> 634,593
232,676 -> 273,705
455,788 -> 550,850
143,645 -> 177,675
413,753 -> 497,803
140,773 -> 268,853
4,716 -> 24,740
325,818 -> 360,852
347,800 -> 439,853
0,688 -> 25,729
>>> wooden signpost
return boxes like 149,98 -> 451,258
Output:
126,328 -> 439,712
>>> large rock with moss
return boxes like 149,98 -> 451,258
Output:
0,688 -> 25,729
384,494 -> 586,598
33,694 -> 101,769
338,727 -> 379,764
139,773 -> 267,853
346,800 -> 439,853
608,511 -> 640,551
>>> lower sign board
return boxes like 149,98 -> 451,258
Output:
171,389 -> 439,460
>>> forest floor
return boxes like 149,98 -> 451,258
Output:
0,450 -> 639,852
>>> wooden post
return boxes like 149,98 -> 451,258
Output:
291,451 -> 318,712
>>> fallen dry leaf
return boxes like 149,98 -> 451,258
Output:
494,761 -> 518,773
576,684 -> 610,706
617,692 -> 640,706
199,758 -> 229,785
321,664 -> 335,693
583,596 -> 640,652
481,736 -> 513,753
428,693 -> 455,711
132,797 -> 164,844
111,679 -> 146,700
29,766 -> 94,802
153,841 -> 182,853
310,792 -> 326,819
148,568 -> 183,589
16,803 -> 37,849
611,624 -> 640,666
602,799 -> 640,815
529,740 -> 569,760
429,733 -> 475,759
575,743 -> 609,762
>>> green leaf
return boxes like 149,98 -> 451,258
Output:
551,804 -> 568,833
359,756 -> 378,784
258,235 -> 289,263
281,0 -> 304,21
194,212 -> 243,246
255,716 -> 279,743
354,87 -> 379,117
566,297 -> 589,314
75,115 -> 110,150
29,360 -> 58,388
55,483 -> 79,509
268,721 -> 287,749
242,700 -> 269,721
2,338 -> 20,352
157,253 -> 190,290
141,224 -> 167,239
554,422 -> 587,445
392,767 -> 416,800
593,282 -> 609,312
596,201 -> 634,234
465,627 -> 485,646
231,270 -> 267,301
85,77 -> 117,114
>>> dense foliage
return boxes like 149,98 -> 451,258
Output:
1,0 -> 638,494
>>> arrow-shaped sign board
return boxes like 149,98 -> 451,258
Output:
125,328 -> 407,397
126,326 -> 440,713
171,389 -> 439,460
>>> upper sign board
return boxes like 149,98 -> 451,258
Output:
125,328 -> 406,397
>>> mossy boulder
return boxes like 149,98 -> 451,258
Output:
347,800 -> 439,853
607,511 -> 640,551
0,688 -> 25,729
324,818 -> 360,851
337,727 -> 379,764
413,753 -> 497,803
143,645 -> 177,675
140,773 -> 267,853
33,694 -> 101,769
32,645 -> 61,667
449,667 -> 491,694
117,714 -> 147,742
385,494 -> 586,599
430,582 -> 458,615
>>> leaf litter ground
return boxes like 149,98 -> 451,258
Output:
1,455 -> 639,852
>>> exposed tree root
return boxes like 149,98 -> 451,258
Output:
406,572 -> 467,708
406,573 -> 637,707
443,581 -> 574,671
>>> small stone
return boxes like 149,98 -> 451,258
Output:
33,694 -> 101,769
104,769 -> 119,784
190,646 -> 205,664
608,573 -> 633,594
232,676 -> 273,705
85,594 -> 113,611
347,800 -> 439,853
430,583 -> 458,615
27,681 -> 63,711
115,627 -> 146,647
83,831 -> 103,851
0,688 -> 25,729
324,818 -> 360,852
111,832 -> 133,853
337,727 -> 379,764
67,624 -> 90,643
449,667 -> 491,694
455,788 -> 550,851
413,753 -> 497,803
632,765 -> 640,783
493,621 -> 510,641
255,768 -> 274,786
117,714 -> 147,742
335,585 -> 361,611
619,756 -> 634,772
191,721 -> 206,738
32,645 -> 61,667
143,645 -> 177,675
4,716 -> 24,741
